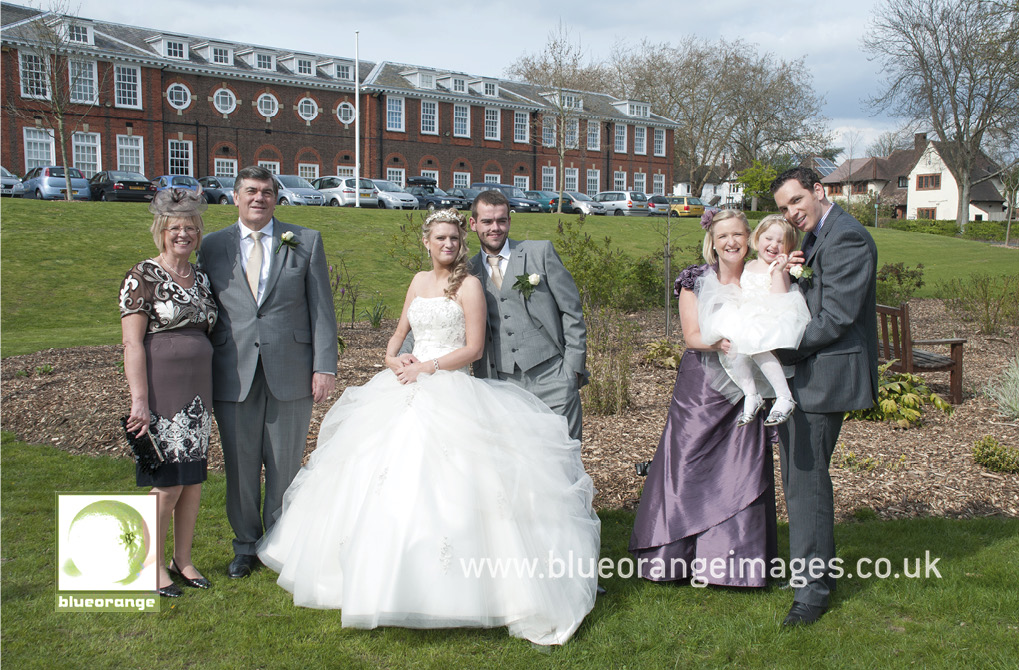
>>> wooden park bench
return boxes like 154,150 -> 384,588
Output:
876,302 -> 966,404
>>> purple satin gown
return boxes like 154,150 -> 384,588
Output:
629,265 -> 778,586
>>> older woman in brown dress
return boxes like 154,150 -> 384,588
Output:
120,189 -> 218,598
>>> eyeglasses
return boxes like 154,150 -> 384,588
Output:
167,225 -> 199,235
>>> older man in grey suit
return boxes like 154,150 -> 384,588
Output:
468,190 -> 588,441
198,166 -> 337,578
771,167 -> 879,625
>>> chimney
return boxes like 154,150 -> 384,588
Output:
914,133 -> 928,150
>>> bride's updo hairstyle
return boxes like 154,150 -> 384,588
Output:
422,208 -> 471,299
701,208 -> 750,264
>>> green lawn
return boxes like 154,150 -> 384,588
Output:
2,434 -> 1017,669
1,199 -> 1016,356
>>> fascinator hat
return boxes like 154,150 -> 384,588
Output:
149,187 -> 208,216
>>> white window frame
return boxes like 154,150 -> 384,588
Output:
565,118 -> 579,149
114,64 -> 142,109
296,58 -> 313,76
587,120 -> 600,151
257,93 -> 279,118
421,169 -> 439,184
614,171 -> 627,190
255,52 -> 275,71
421,100 -> 438,135
453,104 -> 470,138
69,59 -> 97,104
23,127 -> 55,171
212,46 -> 231,65
586,169 -> 600,196
654,128 -> 666,157
72,131 -> 101,177
542,116 -> 556,147
615,124 -> 627,153
484,173 -> 501,184
484,82 -> 497,97
166,82 -> 191,110
67,24 -> 92,45
258,161 -> 280,174
387,168 -> 406,187
420,73 -> 434,89
19,52 -> 49,100
514,111 -> 529,144
337,64 -> 352,81
541,166 -> 556,191
168,139 -> 193,176
116,134 -> 144,174
514,175 -> 530,190
215,158 -> 237,177
336,165 -> 355,177
564,168 -> 578,192
653,173 -> 665,195
484,108 -> 500,141
165,40 -> 186,60
633,172 -> 646,193
298,163 -> 319,180
453,171 -> 470,188
386,96 -> 404,132
213,88 -> 236,115
297,97 -> 319,121
634,126 -> 647,155
337,101 -> 355,125
453,78 -> 465,93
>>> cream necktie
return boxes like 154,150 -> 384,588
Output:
247,231 -> 263,298
487,254 -> 503,289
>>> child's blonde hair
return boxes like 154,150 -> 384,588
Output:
751,215 -> 800,255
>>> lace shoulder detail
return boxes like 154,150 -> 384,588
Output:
675,264 -> 713,295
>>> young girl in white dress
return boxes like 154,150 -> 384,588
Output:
696,213 -> 810,426
257,209 -> 600,646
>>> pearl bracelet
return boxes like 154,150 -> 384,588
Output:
433,359 -> 440,372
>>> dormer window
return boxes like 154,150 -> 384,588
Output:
166,41 -> 185,59
562,94 -> 583,111
337,64 -> 352,80
296,58 -> 313,76
628,102 -> 649,118
147,36 -> 190,60
212,47 -> 231,65
256,53 -> 274,71
67,24 -> 92,44
453,78 -> 465,93
484,82 -> 497,97
420,73 -> 434,89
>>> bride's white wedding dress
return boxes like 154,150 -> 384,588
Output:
257,296 -> 600,645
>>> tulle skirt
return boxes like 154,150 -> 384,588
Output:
257,368 -> 600,645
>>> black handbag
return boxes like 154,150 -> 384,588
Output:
120,416 -> 164,474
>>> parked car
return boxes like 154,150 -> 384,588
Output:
407,176 -> 467,211
370,178 -> 419,209
273,174 -> 325,206
197,176 -> 235,205
448,187 -> 483,209
311,176 -> 378,207
665,195 -> 706,217
20,166 -> 91,200
523,190 -> 560,213
646,195 -> 670,216
550,191 -> 606,216
593,190 -> 649,216
153,175 -> 201,192
88,170 -> 155,202
470,182 -> 542,213
1,166 -> 22,197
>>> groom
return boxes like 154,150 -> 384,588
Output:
198,165 -> 337,578
771,167 -> 879,625
468,189 -> 588,441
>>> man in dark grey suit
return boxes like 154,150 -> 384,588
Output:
198,166 -> 337,578
771,167 -> 879,625
468,190 -> 588,441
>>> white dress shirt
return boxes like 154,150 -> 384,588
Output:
238,218 -> 273,303
485,240 -> 510,280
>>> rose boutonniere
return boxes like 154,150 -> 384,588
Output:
513,273 -> 541,299
789,265 -> 813,282
275,230 -> 299,254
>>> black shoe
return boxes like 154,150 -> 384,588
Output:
170,559 -> 211,589
228,554 -> 258,579
782,601 -> 828,626
157,582 -> 183,598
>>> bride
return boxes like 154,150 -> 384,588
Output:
257,209 -> 600,645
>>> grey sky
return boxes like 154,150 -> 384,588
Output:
67,0 -> 901,156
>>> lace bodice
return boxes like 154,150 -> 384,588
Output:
408,297 -> 467,367
740,268 -> 772,300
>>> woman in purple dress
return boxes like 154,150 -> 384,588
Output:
629,209 -> 777,587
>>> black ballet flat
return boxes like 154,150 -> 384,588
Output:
169,559 -> 211,589
158,582 -> 183,598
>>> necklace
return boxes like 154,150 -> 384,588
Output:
159,255 -> 192,279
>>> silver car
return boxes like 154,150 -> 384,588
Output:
370,179 -> 419,209
273,174 -> 325,206
20,165 -> 91,200
594,190 -> 649,216
1,166 -> 22,197
311,176 -> 379,207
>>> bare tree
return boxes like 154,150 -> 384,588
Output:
864,0 -> 1019,225
866,128 -> 915,157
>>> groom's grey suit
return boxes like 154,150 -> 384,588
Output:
778,202 -> 878,607
469,239 -> 588,441
199,218 -> 337,555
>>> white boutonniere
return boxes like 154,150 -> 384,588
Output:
275,230 -> 299,254
789,265 -> 813,282
513,273 -> 541,299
